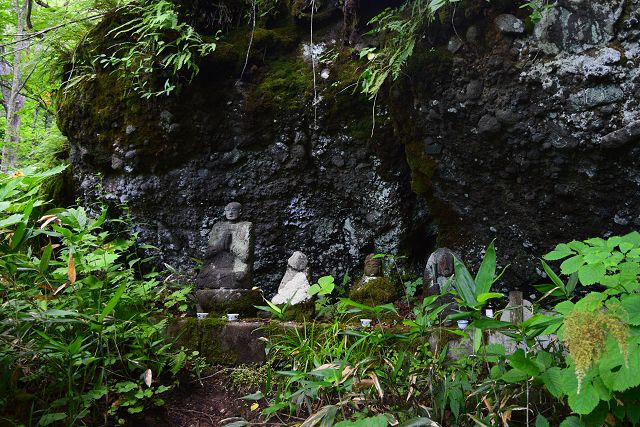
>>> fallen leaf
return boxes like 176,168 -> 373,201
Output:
144,369 -> 152,387
250,403 -> 259,411
53,283 -> 67,295
67,251 -> 76,285
38,214 -> 60,229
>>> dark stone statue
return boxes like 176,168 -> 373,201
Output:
196,202 -> 254,290
423,248 -> 456,296
195,202 -> 258,313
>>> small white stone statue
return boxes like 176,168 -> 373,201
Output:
271,251 -> 311,305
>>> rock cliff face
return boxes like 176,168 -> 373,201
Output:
58,7 -> 424,292
392,0 -> 640,288
59,0 -> 640,292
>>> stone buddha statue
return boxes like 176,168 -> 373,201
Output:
196,202 -> 254,290
423,247 -> 456,296
195,202 -> 256,312
271,251 -> 311,305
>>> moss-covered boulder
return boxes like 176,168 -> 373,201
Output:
167,317 -> 267,365
349,277 -> 397,307
201,289 -> 263,318
280,299 -> 315,322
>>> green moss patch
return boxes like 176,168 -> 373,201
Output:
204,289 -> 263,317
254,57 -> 312,111
280,300 -> 316,322
349,277 -> 397,307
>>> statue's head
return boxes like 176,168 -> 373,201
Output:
288,251 -> 308,271
363,253 -> 381,276
224,202 -> 242,221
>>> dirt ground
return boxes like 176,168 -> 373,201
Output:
125,371 -> 272,427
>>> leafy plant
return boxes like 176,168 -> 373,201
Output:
0,166 -> 195,425
359,0 -> 457,99
96,0 -> 217,97
309,275 -> 336,297
520,0 -> 554,25
449,240 -> 507,310
256,297 -> 289,320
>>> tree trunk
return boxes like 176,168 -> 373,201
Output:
1,0 -> 29,172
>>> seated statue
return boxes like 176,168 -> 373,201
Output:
196,202 -> 254,290
423,247 -> 457,296
195,202 -> 258,314
271,251 -> 311,305
349,253 -> 396,306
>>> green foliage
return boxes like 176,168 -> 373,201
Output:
450,240 -> 506,309
0,167 -> 194,425
96,0 -> 217,97
543,232 -> 640,292
520,0 -> 554,25
309,275 -> 335,296
256,297 -> 289,320
359,0 -> 457,99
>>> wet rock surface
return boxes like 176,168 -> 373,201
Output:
393,0 -> 640,286
60,0 -> 640,291
59,14 -> 421,293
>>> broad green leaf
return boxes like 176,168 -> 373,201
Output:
559,417 -> 584,427
554,300 -> 575,315
577,263 -> 606,286
452,257 -> 477,306
241,391 -> 264,401
508,349 -> 541,377
560,255 -> 584,275
621,294 -> 640,325
622,231 -> 640,247
0,213 -> 24,227
574,292 -> 604,312
501,368 -> 528,383
541,367 -> 563,398
535,415 -> 550,427
619,241 -> 634,253
476,292 -> 503,303
585,237 -> 606,247
543,243 -> 574,261
471,318 -> 511,329
38,412 -> 67,426
567,381 -> 599,414
475,240 -> 496,295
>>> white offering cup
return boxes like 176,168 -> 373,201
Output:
457,320 -> 469,330
360,318 -> 372,327
227,313 -> 239,321
196,312 -> 208,320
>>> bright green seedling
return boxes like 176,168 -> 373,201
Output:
451,240 -> 507,309
308,275 -> 335,297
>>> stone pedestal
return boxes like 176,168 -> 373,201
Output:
195,288 -> 262,316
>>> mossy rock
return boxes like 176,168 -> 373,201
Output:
205,289 -> 263,317
349,277 -> 397,307
281,299 -> 316,322
167,317 -> 237,364
254,57 -> 312,112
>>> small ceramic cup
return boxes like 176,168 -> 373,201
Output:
457,320 -> 469,330
360,318 -> 372,328
196,312 -> 208,320
227,313 -> 239,321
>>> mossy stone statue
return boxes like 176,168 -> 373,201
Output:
349,254 -> 397,306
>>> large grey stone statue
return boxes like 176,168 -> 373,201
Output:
423,248 -> 457,296
195,202 -> 255,310
271,251 -> 311,305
